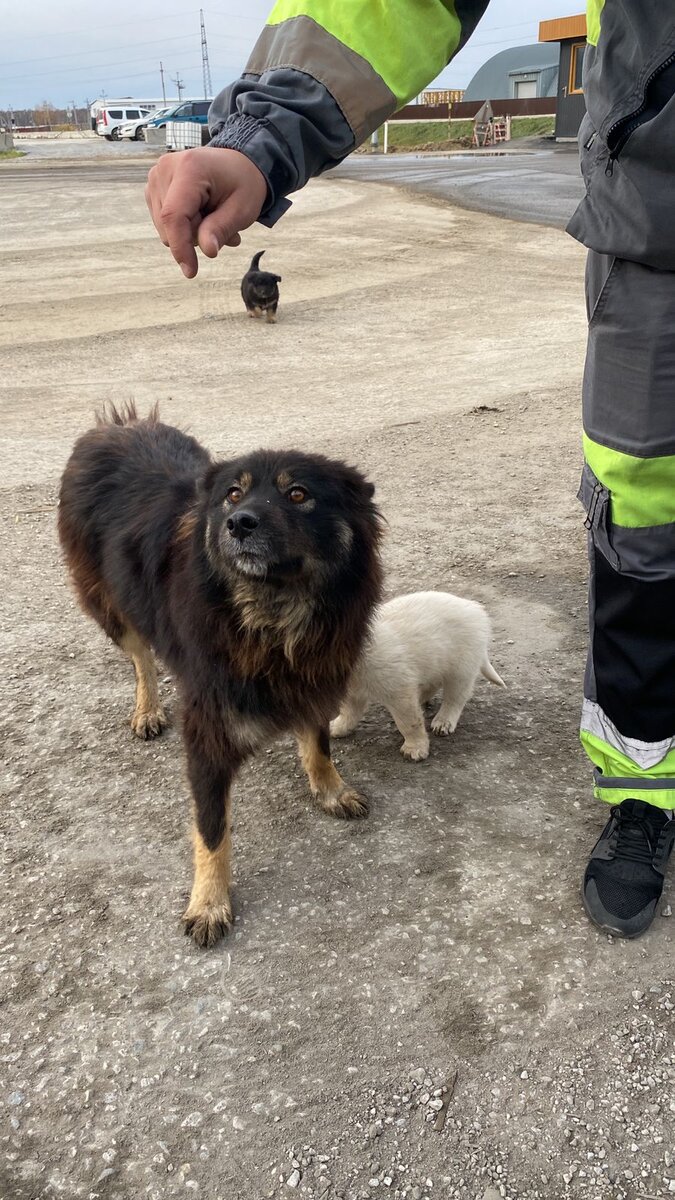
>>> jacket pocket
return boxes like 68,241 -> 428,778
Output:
605,53 -> 675,172
577,111 -> 607,189
578,462 -> 621,571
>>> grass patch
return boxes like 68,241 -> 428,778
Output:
378,115 -> 555,152
386,121 -> 467,148
505,116 -> 556,138
0,149 -> 26,159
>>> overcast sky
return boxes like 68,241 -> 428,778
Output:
2,0 -> 575,111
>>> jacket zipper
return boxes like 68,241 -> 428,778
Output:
605,50 -> 675,176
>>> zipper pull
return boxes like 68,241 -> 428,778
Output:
605,155 -> 615,177
584,131 -> 597,150
584,483 -> 602,530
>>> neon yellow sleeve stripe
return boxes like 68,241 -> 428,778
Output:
266,0 -> 463,108
586,0 -> 605,47
583,433 -> 675,529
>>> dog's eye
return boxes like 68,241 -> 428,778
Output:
288,487 -> 308,504
227,486 -> 243,504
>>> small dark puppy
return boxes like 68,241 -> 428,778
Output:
58,405 -> 382,948
241,250 -> 281,323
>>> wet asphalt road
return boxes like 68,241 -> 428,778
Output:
331,145 -> 584,230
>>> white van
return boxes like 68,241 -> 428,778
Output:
96,105 -> 152,141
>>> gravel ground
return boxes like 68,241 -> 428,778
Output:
1,148 -> 674,1200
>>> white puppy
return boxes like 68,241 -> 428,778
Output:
331,591 -> 505,761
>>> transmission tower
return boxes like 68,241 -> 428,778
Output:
200,9 -> 213,99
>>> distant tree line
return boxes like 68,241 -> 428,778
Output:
0,101 -> 90,130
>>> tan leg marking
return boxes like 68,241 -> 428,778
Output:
182,826 -> 233,948
265,308 -> 277,324
297,728 -> 368,819
119,629 -> 167,739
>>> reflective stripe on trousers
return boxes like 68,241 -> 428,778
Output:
580,251 -> 675,809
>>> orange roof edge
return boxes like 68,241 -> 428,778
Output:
539,14 -> 587,42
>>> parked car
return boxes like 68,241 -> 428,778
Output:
95,105 -> 153,140
164,100 -> 212,126
117,105 -> 173,141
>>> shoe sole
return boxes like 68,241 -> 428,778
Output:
581,889 -> 652,939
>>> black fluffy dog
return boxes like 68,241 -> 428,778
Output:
240,250 -> 281,323
58,405 -> 383,947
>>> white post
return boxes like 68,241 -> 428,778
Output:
505,114 -> 512,141
383,121 -> 389,155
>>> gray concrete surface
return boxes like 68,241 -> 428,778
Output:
6,137 -> 584,231
333,147 -> 584,230
1,153 -> 674,1200
9,136 -> 159,160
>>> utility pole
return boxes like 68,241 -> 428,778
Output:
159,61 -> 166,104
200,10 -> 212,99
71,100 -> 79,131
171,72 -> 185,101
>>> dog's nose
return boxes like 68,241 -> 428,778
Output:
227,510 -> 259,541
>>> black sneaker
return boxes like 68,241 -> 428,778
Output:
583,799 -> 675,938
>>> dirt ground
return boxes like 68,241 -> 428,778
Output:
1,151 -> 674,1200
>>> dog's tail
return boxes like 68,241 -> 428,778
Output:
96,401 -> 160,428
249,250 -> 265,271
481,656 -> 506,688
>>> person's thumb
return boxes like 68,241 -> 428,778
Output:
197,195 -> 253,257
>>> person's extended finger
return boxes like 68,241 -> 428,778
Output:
159,174 -> 210,276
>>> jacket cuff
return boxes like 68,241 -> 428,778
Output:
208,114 -> 293,227
208,70 -> 356,227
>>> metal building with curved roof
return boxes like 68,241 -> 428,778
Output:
464,43 -> 560,102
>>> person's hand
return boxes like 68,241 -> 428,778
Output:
145,147 -> 268,278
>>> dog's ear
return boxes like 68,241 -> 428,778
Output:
198,463 -> 221,499
273,274 -> 282,283
198,460 -> 238,501
336,467 -> 376,506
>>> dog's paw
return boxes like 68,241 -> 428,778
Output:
319,787 -> 369,820
431,716 -> 457,736
182,900 -> 233,949
401,741 -> 429,761
131,707 -> 167,740
329,718 -> 352,738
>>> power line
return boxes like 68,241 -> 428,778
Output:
0,33 -> 197,70
6,9 -> 200,44
204,8 -> 267,23
41,61 -> 204,91
471,18 -> 542,35
457,31 -> 540,54
2,46 -> 200,84
192,30 -> 264,46
6,6 -> 262,47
